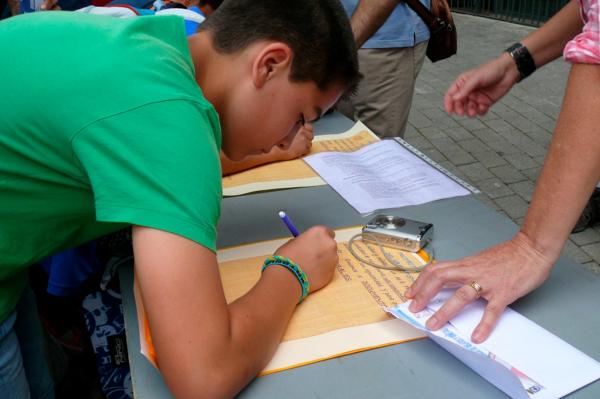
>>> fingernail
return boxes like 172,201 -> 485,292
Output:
426,316 -> 438,330
404,287 -> 413,298
408,300 -> 418,312
472,330 -> 482,343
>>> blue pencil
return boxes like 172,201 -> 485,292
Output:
278,211 -> 300,237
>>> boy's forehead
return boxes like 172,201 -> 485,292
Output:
317,83 -> 346,110
279,79 -> 345,119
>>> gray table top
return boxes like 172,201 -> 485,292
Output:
120,113 -> 600,398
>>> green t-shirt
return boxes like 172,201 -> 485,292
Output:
0,12 -> 222,323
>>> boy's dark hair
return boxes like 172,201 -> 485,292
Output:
199,0 -> 361,92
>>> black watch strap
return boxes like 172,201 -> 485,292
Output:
505,42 -> 536,81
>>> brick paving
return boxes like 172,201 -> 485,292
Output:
406,13 -> 600,274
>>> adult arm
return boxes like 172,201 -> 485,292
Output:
444,0 -> 583,117
407,63 -> 600,343
350,0 -> 397,48
133,225 -> 338,398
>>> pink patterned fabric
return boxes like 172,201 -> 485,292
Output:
564,0 -> 600,64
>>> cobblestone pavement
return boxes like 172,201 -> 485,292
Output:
406,13 -> 600,274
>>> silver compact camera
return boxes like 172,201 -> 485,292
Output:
361,214 -> 434,253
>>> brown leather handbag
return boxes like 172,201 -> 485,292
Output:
404,0 -> 457,62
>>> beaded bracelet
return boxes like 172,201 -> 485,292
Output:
261,255 -> 310,303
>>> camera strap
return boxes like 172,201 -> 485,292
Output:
347,233 -> 434,274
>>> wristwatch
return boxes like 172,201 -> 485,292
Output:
505,42 -> 536,81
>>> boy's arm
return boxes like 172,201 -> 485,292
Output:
350,0 -> 397,47
132,225 -> 337,399
221,123 -> 313,176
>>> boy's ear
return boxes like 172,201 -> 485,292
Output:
252,43 -> 293,89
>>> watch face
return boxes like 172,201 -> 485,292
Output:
506,43 -> 536,80
506,43 -> 524,55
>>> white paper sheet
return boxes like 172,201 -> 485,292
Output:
304,139 -> 471,214
387,290 -> 600,398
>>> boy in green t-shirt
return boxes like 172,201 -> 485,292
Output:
0,1 -> 360,398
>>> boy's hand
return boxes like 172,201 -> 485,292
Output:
274,226 -> 338,292
133,226 -> 334,397
220,124 -> 314,175
276,123 -> 314,161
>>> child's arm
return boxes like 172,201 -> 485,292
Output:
132,224 -> 337,399
221,124 -> 314,175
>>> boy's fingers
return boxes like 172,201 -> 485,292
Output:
308,225 -> 335,239
304,127 -> 314,140
324,226 -> 335,238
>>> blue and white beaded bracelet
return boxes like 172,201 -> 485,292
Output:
261,255 -> 310,303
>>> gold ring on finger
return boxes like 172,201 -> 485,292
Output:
469,281 -> 483,299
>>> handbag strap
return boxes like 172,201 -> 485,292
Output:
403,0 -> 440,31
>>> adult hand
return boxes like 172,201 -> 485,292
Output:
405,231 -> 555,343
444,53 -> 520,117
276,123 -> 314,161
275,225 -> 338,293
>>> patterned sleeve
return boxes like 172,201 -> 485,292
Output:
564,0 -> 600,64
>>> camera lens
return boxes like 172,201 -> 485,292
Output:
382,215 -> 405,229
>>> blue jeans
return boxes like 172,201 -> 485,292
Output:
0,285 -> 54,399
